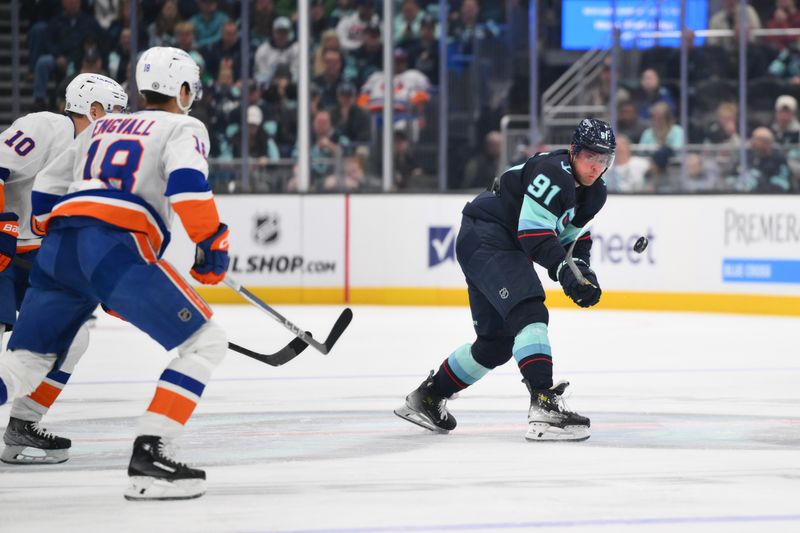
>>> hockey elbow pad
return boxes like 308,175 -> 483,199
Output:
191,223 -> 230,285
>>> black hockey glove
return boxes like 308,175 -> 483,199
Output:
556,258 -> 601,308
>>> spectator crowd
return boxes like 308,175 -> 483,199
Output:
20,0 -> 800,194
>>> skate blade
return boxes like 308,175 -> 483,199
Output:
524,423 -> 590,442
1,445 -> 69,465
393,405 -> 450,434
124,476 -> 206,501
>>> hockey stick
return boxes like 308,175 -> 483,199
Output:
228,337 -> 310,367
564,221 -> 597,288
223,276 -> 353,355
11,255 -> 308,366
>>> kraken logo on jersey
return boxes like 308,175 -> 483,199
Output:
252,213 -> 279,246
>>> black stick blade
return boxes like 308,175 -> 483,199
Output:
228,335 -> 310,367
321,308 -> 353,354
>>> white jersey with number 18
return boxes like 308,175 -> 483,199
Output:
34,110 -> 218,257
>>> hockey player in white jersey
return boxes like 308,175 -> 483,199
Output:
0,47 -> 229,501
0,73 -> 128,465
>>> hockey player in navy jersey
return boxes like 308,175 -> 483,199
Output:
395,118 -> 616,441
0,74 -> 128,464
0,47 -> 229,500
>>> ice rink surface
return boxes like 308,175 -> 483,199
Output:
1,304 -> 798,533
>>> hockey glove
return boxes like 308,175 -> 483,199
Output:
190,223 -> 230,285
0,212 -> 19,273
556,258 -> 601,308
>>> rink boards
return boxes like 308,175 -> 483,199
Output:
161,194 -> 800,316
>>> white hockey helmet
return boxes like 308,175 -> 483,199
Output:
64,73 -> 128,118
136,46 -> 202,113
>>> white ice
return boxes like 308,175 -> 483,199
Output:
1,305 -> 799,533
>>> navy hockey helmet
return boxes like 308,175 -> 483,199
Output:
571,118 -> 616,167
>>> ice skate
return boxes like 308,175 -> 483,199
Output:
124,435 -> 206,501
523,380 -> 590,441
394,370 -> 457,433
1,417 -> 71,464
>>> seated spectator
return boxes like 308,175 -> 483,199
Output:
605,135 -> 652,192
395,0 -> 424,46
766,0 -> 800,50
94,0 -> 122,32
232,105 -> 281,162
337,0 -> 380,52
359,48 -> 431,140
310,110 -> 350,189
462,131 -> 501,189
771,95 -> 800,143
616,100 -> 647,144
254,17 -> 299,86
450,0 -> 498,58
147,0 -> 181,48
32,0 -> 106,109
639,102 -> 684,151
393,130 -> 423,189
329,0 -> 355,28
190,0 -> 230,48
633,69 -> 676,120
738,127 -> 793,192
175,22 -> 210,85
109,27 -> 131,85
406,15 -> 440,85
264,65 -> 299,155
708,0 -> 762,52
685,152 -> 722,192
771,94 -> 800,183
203,20 -> 242,81
704,101 -> 741,146
323,154 -> 368,191
309,0 -> 330,45
350,22 -> 383,87
333,82 -> 371,143
107,0 -> 147,54
315,48 -> 355,111
767,42 -> 800,83
578,58 -> 630,107
250,0 -> 279,47
313,30 -> 342,77
208,61 -> 242,159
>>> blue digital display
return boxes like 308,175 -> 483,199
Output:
562,0 -> 709,50
722,259 -> 800,284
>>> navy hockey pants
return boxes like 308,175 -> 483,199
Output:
455,215 -> 547,339
8,223 -> 211,357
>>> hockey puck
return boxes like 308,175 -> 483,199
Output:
633,236 -> 648,254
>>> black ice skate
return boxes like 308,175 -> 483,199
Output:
523,380 -> 590,441
1,417 -> 71,464
394,370 -> 457,433
124,435 -> 206,501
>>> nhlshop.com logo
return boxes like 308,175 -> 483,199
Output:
230,255 -> 336,274
429,226 -> 456,267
